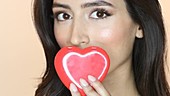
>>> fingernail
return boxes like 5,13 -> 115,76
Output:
88,75 -> 96,82
70,83 -> 78,92
80,78 -> 89,87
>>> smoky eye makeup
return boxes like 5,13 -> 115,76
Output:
53,11 -> 72,22
89,8 -> 113,20
52,6 -> 114,22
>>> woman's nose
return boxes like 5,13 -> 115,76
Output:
69,21 -> 90,47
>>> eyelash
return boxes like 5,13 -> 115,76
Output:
53,8 -> 112,22
53,11 -> 72,22
90,8 -> 112,20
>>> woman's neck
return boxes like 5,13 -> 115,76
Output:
102,62 -> 139,96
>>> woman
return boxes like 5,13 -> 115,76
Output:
33,0 -> 170,96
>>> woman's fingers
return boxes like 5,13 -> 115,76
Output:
88,75 -> 110,96
70,83 -> 81,96
70,75 -> 110,96
80,78 -> 99,96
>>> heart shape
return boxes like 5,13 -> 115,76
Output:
54,46 -> 110,95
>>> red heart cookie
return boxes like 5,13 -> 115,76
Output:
54,46 -> 110,95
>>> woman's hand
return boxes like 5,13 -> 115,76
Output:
70,75 -> 110,96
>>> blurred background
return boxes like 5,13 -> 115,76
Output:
0,0 -> 169,96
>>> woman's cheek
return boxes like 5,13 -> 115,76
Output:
54,32 -> 66,48
54,25 -> 72,48
96,29 -> 123,45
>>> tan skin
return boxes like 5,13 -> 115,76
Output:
52,0 -> 143,95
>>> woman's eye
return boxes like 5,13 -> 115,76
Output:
55,12 -> 72,21
90,9 -> 111,19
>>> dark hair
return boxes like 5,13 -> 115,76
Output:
33,0 -> 170,96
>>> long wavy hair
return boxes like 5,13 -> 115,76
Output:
33,0 -> 170,96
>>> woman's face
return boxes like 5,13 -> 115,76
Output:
52,0 -> 141,73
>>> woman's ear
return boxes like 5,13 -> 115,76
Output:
135,26 -> 143,38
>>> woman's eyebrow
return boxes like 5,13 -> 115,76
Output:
53,3 -> 71,9
81,1 -> 114,8
52,1 -> 114,9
